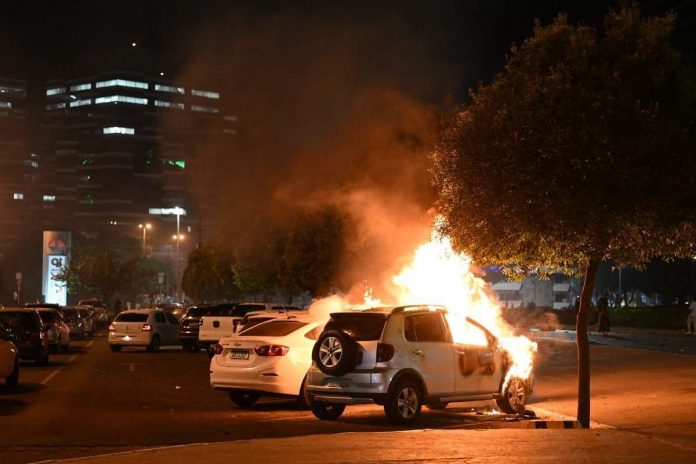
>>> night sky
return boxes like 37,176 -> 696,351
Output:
1,1 -> 693,101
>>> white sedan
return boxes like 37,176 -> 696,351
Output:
210,316 -> 324,408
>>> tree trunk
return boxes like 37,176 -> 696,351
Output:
577,258 -> 600,428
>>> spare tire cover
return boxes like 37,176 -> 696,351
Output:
312,329 -> 358,376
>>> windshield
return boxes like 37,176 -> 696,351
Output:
115,313 -> 148,322
0,313 -> 40,330
240,320 -> 308,337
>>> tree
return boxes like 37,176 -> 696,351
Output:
433,4 -> 696,427
181,246 -> 240,302
277,207 -> 349,300
58,233 -> 156,306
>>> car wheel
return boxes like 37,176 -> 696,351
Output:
385,379 -> 422,425
189,342 -> 200,353
311,402 -> 345,420
147,336 -> 161,353
228,390 -> 261,408
312,330 -> 358,377
181,341 -> 191,351
426,402 -> 449,410
5,358 -> 19,386
110,345 -> 122,352
496,376 -> 528,414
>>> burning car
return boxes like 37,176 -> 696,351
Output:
305,305 -> 534,424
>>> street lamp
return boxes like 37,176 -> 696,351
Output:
148,206 -> 186,299
138,223 -> 152,254
172,233 -> 185,300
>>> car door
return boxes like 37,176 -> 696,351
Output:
401,313 -> 455,395
164,312 -> 180,345
453,318 -> 504,395
0,324 -> 15,376
153,312 -> 168,343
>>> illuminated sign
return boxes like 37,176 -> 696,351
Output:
46,255 -> 67,306
149,207 -> 186,216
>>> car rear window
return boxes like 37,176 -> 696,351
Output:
115,313 -> 148,322
38,310 -> 59,322
325,313 -> 388,341
240,317 -> 276,331
0,313 -> 40,330
240,320 -> 308,337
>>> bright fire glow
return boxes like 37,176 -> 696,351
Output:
387,225 -> 537,383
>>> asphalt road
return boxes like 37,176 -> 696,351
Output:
1,331 -> 695,463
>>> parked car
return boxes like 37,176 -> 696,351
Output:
305,306 -> 535,425
199,303 -> 304,355
36,308 -> 70,352
25,302 -> 62,311
210,315 -> 325,408
0,308 -> 50,365
76,307 -> 95,336
62,307 -> 86,339
108,309 -> 180,352
179,304 -> 234,353
235,311 -> 286,333
0,320 -> 20,385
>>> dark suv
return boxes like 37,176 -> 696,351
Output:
0,308 -> 50,365
179,304 -> 235,352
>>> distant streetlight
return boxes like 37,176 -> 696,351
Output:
138,223 -> 152,253
148,207 -> 186,299
172,233 -> 185,300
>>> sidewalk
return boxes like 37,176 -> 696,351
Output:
42,428 -> 696,464
529,328 -> 696,355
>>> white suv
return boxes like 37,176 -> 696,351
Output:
305,306 -> 533,424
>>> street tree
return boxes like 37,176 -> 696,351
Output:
181,246 -> 239,302
432,4 -> 696,427
58,233 -> 156,306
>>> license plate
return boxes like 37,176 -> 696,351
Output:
326,380 -> 349,389
229,349 -> 249,360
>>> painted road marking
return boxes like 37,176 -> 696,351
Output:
40,339 -> 94,385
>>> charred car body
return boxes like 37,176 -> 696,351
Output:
305,305 -> 534,424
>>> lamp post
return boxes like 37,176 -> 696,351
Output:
138,223 -> 152,254
172,233 -> 185,300
148,207 -> 186,299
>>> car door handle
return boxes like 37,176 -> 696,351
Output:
412,349 -> 423,356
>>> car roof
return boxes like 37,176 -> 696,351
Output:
117,309 -> 158,314
0,307 -> 41,314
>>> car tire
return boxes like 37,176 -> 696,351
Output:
425,402 -> 449,410
228,390 -> 261,408
147,336 -> 161,353
5,358 -> 19,386
311,402 -> 345,420
496,376 -> 528,414
312,330 -> 358,377
181,341 -> 191,351
384,379 -> 422,425
110,345 -> 122,352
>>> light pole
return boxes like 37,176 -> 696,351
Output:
148,206 -> 186,299
172,233 -> 185,300
138,223 -> 152,254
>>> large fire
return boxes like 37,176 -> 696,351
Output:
383,226 -> 537,383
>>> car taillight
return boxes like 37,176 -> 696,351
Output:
376,343 -> 395,362
214,344 -> 224,355
254,344 -> 289,356
142,324 -> 152,331
108,323 -> 115,331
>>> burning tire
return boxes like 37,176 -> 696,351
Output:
312,330 -> 357,376
384,379 -> 422,425
496,376 -> 528,414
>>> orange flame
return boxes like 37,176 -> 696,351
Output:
387,225 -> 537,381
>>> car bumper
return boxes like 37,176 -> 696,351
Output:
305,369 -> 394,398
108,332 -> 152,346
209,356 -> 303,396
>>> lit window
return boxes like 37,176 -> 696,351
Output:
0,102 -> 11,109
69,99 -> 91,107
192,89 -> 220,99
46,87 -> 66,96
95,79 -> 148,89
223,115 -> 238,122
162,159 -> 186,169
46,103 -> 66,110
24,160 -> 39,168
13,193 -> 24,200
95,95 -> 148,105
154,84 -> 185,94
103,127 -> 135,135
191,105 -> 219,113
70,83 -> 92,92
43,195 -> 56,202
223,128 -> 236,135
154,100 -> 184,110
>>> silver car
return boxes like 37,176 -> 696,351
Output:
62,307 -> 86,339
108,309 -> 180,352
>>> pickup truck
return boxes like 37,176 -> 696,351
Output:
198,303 -> 303,354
